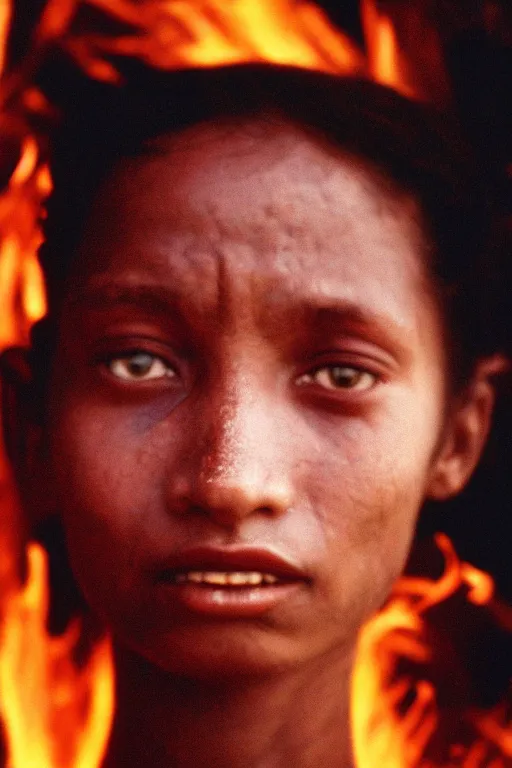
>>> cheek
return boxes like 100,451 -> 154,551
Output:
46,403 -> 165,608
306,412 -> 438,621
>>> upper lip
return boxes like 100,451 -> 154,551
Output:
153,546 -> 309,582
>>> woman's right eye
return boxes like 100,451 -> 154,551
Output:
106,352 -> 177,382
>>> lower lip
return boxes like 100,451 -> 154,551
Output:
155,581 -> 305,618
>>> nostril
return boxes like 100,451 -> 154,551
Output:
169,485 -> 291,528
255,506 -> 276,517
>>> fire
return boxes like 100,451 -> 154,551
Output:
59,0 -> 364,80
352,534 -> 512,767
0,544 -> 113,768
0,2 -> 509,767
361,0 -> 401,91
0,139 -> 48,348
0,0 -> 10,78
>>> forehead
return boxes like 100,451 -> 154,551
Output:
70,117 -> 435,340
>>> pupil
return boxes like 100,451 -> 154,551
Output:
128,353 -> 153,375
331,366 -> 357,387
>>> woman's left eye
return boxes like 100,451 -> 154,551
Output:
106,352 -> 176,382
296,365 -> 377,392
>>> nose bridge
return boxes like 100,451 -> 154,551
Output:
186,362 -> 293,523
204,371 -> 259,476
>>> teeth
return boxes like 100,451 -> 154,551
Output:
228,572 -> 259,586
173,571 -> 280,586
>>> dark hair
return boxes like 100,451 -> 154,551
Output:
38,61 -> 508,386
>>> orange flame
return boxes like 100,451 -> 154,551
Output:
361,0 -> 402,90
0,544 -> 113,768
60,0 -> 364,81
352,535 -> 512,767
0,2 -> 510,767
0,138 -> 48,347
0,0 -> 10,75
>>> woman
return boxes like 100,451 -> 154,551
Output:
2,63 -> 508,767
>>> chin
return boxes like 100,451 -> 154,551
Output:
122,624 -> 319,682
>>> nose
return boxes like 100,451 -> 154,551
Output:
169,378 -> 294,529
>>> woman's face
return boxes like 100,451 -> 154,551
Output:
45,118 -> 448,679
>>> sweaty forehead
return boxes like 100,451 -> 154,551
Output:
72,116 -> 427,294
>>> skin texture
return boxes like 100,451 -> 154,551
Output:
6,117 -> 499,767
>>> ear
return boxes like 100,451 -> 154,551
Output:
0,345 -> 52,523
427,355 -> 509,500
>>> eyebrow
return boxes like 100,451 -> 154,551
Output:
302,301 -> 413,363
68,280 -> 414,362
67,282 -> 186,317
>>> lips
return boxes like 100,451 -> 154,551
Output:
152,546 -> 309,618
155,546 -> 308,585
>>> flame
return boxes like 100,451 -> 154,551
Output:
0,138 -> 48,347
0,2 -> 509,767
361,0 -> 401,90
352,535 -> 512,767
0,543 -> 114,768
60,0 -> 364,81
0,0 -> 10,76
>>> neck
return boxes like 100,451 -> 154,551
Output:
104,644 -> 355,768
